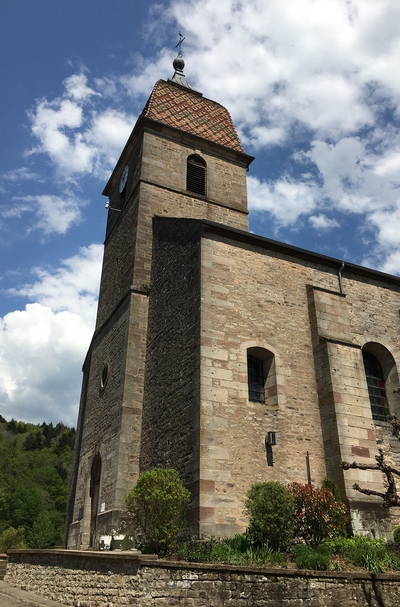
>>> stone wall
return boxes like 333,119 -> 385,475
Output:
126,218 -> 400,539
5,550 -> 400,607
68,116 -> 251,548
140,219 -> 202,530
194,222 -> 400,537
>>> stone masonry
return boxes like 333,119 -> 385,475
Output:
5,550 -> 400,607
140,218 -> 400,538
66,65 -> 400,548
66,76 -> 253,548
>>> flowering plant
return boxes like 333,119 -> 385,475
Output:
288,482 -> 348,546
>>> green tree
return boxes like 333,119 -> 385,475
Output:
0,487 -> 6,519
0,416 -> 75,545
125,468 -> 191,554
8,485 -> 44,530
0,526 -> 26,551
244,481 -> 295,551
28,510 -> 57,549
23,432 -> 44,451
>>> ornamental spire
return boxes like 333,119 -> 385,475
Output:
168,32 -> 199,92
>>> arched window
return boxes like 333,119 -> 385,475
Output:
187,155 -> 206,196
363,350 -> 390,422
247,347 -> 276,404
247,355 -> 265,402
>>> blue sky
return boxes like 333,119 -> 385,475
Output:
1,0 -> 400,426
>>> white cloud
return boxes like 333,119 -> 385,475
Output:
107,0 -> 400,271
247,174 -> 318,227
0,245 -> 103,425
309,214 -> 340,230
367,205 -> 400,251
28,72 -> 135,181
10,244 -> 103,323
1,167 -> 41,182
374,151 -> 400,177
63,73 -> 101,101
2,195 -> 84,235
163,0 -> 394,140
376,250 -> 400,276
33,195 -> 83,235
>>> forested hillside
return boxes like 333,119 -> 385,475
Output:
0,416 -> 75,550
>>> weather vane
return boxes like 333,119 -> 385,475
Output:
175,31 -> 185,57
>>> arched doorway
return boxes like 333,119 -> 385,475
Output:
89,453 -> 101,547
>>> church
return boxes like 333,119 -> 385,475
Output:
65,52 -> 400,550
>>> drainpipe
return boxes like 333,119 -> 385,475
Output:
338,262 -> 345,295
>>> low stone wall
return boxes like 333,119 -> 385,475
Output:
5,549 -> 400,607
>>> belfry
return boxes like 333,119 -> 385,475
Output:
66,50 -> 400,549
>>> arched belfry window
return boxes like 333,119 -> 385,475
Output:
187,155 -> 206,196
363,350 -> 390,422
247,347 -> 277,405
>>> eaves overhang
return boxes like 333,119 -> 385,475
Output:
157,217 -> 400,288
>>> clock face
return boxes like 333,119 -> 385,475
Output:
119,165 -> 129,193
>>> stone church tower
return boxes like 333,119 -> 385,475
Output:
66,53 -> 400,550
66,55 -> 253,549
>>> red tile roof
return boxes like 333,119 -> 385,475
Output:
142,80 -> 244,154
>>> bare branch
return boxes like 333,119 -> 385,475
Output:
342,448 -> 400,509
352,483 -> 387,501
387,414 -> 400,440
342,461 -> 379,471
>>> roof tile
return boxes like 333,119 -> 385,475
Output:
142,80 -> 244,153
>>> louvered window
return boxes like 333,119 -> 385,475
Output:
187,155 -> 206,196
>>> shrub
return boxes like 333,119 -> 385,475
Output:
292,543 -> 331,570
0,526 -> 26,552
288,482 -> 348,546
321,478 -> 341,501
125,468 -> 190,554
245,481 -> 295,550
393,525 -> 400,546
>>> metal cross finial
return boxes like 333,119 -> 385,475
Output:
175,31 -> 186,56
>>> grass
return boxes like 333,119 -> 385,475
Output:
175,534 -> 400,573
177,534 -> 286,567
326,536 -> 400,573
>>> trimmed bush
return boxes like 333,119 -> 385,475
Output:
393,525 -> 400,546
288,482 -> 348,546
245,481 -> 295,550
125,468 -> 190,554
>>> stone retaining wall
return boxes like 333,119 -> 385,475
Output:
5,550 -> 400,607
